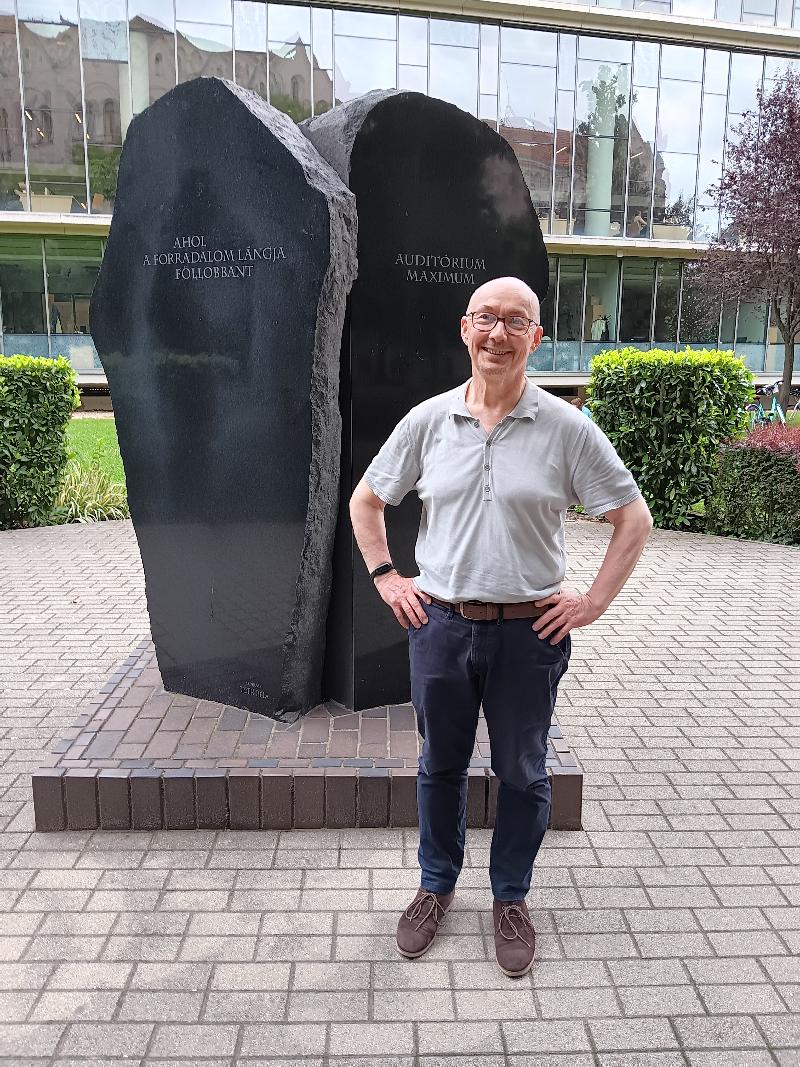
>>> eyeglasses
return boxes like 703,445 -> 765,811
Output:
467,311 -> 539,336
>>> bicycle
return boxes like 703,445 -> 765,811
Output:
746,396 -> 786,427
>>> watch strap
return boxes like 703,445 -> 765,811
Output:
369,562 -> 395,581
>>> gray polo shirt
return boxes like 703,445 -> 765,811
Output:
364,379 -> 641,602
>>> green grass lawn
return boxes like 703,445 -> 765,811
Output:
65,418 -> 126,485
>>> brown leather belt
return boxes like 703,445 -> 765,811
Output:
428,595 -> 546,621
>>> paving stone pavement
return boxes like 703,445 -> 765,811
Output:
1,517 -> 799,1067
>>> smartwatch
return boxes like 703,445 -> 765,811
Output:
369,562 -> 396,581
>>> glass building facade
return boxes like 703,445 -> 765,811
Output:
0,0 -> 798,380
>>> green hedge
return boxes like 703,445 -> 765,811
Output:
706,425 -> 800,545
588,348 -> 753,529
0,355 -> 80,530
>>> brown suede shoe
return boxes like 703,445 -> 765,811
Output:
396,888 -> 455,958
493,898 -> 536,977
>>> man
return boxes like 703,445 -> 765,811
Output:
349,277 -> 652,978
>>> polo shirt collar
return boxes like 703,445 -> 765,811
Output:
448,379 -> 540,421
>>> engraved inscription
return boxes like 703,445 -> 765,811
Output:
395,251 -> 486,286
143,234 -> 287,282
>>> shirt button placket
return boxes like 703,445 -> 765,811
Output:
483,440 -> 492,501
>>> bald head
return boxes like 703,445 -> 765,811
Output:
466,277 -> 540,321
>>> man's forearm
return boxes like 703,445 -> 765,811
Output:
586,515 -> 651,614
350,493 -> 392,574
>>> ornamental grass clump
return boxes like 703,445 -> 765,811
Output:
706,424 -> 800,545
0,355 -> 79,530
51,460 -> 129,524
588,348 -> 753,529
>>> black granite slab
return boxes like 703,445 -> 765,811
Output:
91,77 -> 357,720
303,91 -> 548,710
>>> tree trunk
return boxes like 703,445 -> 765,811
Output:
779,331 -> 795,414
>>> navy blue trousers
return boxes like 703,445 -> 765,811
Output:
409,601 -> 570,901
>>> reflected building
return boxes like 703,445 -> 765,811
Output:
0,1 -> 798,385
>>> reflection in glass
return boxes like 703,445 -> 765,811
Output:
736,300 -> 767,343
633,41 -> 658,87
334,10 -> 396,40
583,256 -> 619,361
21,14 -> 88,212
399,15 -> 426,65
720,296 -> 737,345
334,36 -> 395,103
716,0 -> 742,19
620,258 -> 654,343
81,0 -> 130,215
18,0 -> 78,20
728,53 -> 763,113
578,36 -> 631,65
500,64 -> 555,130
703,49 -> 729,94
270,37 -> 311,119
479,93 -> 498,123
734,298 -> 767,372
175,0 -> 230,22
627,85 -> 655,236
557,34 -> 576,90
530,259 -> 555,371
653,152 -> 697,238
129,1 -> 176,114
694,203 -> 720,242
312,8 -> 332,69
679,275 -> 720,346
742,0 -> 777,26
500,26 -> 556,67
0,236 -> 48,358
480,24 -> 498,95
672,0 -> 714,12
177,21 -> 233,82
657,80 -> 702,153
653,259 -> 679,347
399,65 -> 427,93
429,44 -> 478,115
0,17 -> 26,210
573,61 -> 629,236
44,236 -> 103,370
660,44 -> 703,81
555,254 -> 585,368
429,18 -> 478,47
268,3 -> 310,46
234,1 -> 267,95
553,91 -> 573,234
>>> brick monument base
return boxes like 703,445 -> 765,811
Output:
31,639 -> 583,832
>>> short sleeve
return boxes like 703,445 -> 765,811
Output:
569,421 -> 641,517
364,414 -> 421,506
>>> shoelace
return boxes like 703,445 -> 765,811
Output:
496,903 -> 534,947
404,891 -> 446,931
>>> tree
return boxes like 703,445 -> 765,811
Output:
693,70 -> 800,414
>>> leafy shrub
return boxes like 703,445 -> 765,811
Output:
51,460 -> 129,524
706,424 -> 800,545
0,355 -> 80,530
588,348 -> 753,529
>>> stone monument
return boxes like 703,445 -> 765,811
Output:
91,77 -> 357,720
303,91 -> 549,710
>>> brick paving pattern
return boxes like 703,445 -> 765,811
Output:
1,517 -> 799,1065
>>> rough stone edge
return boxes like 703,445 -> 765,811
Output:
300,88 -> 401,183
217,79 -> 359,718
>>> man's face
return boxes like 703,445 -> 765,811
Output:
460,279 -> 543,380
